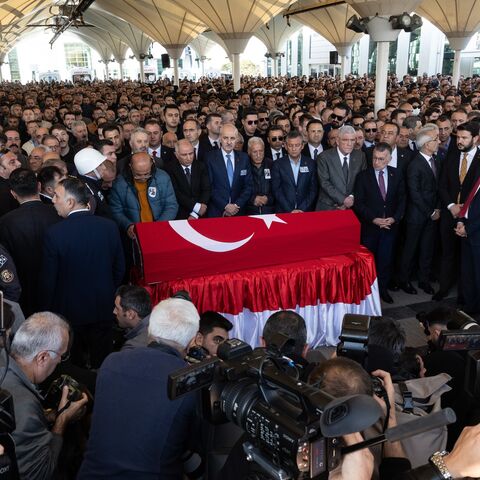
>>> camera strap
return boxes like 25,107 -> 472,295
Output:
398,382 -> 414,413
55,400 -> 72,419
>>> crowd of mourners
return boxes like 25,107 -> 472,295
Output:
0,71 -> 479,479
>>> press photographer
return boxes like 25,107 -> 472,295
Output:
0,312 -> 87,480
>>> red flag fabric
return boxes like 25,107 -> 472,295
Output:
135,211 -> 361,283
459,176 -> 480,218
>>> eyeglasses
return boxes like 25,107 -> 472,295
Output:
330,114 -> 345,121
270,136 -> 284,142
246,120 -> 258,125
364,128 -> 377,133
258,118 -> 269,123
47,350 -> 70,362
353,123 -> 363,127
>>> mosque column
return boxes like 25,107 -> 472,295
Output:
219,34 -> 251,92
335,43 -> 353,78
166,46 -> 186,87
448,36 -> 471,88
139,60 -> 145,82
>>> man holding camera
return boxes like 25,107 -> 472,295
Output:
78,297 -> 201,479
1,312 -> 88,480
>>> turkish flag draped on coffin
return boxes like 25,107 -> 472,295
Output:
135,211 -> 361,283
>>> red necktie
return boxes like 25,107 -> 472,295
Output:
459,175 -> 480,218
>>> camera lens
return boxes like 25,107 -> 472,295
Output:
221,378 -> 258,427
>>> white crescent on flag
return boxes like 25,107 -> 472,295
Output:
168,215 -> 287,252
168,220 -> 255,252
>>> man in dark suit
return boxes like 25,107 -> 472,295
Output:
366,122 -> 413,175
205,124 -> 253,217
41,177 -> 125,368
455,175 -> 480,314
0,168 -> 60,316
398,124 -> 441,295
354,143 -> 406,304
316,125 -> 366,211
436,121 -> 480,300
198,113 -> 222,154
164,139 -> 211,219
302,119 -> 324,160
271,131 -> 318,213
183,119 -> 209,163
0,150 -> 21,217
264,126 -> 287,162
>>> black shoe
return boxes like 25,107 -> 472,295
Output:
380,290 -> 394,304
387,281 -> 400,292
432,290 -> 448,301
418,282 -> 434,295
399,282 -> 418,294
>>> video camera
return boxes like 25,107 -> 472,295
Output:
417,308 -> 480,397
169,334 -> 446,480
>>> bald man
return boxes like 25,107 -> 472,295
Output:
205,124 -> 253,217
164,139 -> 211,219
110,151 -> 178,238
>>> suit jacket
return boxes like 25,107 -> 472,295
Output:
465,189 -> 480,246
316,149 -> 366,210
205,149 -> 253,217
164,160 -> 211,219
0,200 -> 61,316
365,146 -> 413,175
302,144 -> 322,160
438,147 -> 480,210
198,134 -> 218,155
264,147 -> 288,162
0,178 -> 18,217
40,211 -> 125,326
353,166 -> 406,236
405,152 -> 441,224
271,155 -> 318,212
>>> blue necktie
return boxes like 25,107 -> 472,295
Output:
226,154 -> 234,187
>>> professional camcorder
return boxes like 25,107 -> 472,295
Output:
168,334 -> 454,480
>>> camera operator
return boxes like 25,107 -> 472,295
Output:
113,285 -> 152,350
186,311 -> 233,362
78,297 -> 201,479
310,357 -> 409,479
1,312 -> 88,480
419,307 -> 469,446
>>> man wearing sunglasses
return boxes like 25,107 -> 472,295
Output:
363,120 -> 378,149
322,103 -> 349,150
265,126 -> 287,162
239,108 -> 260,153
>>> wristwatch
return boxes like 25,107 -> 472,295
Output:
429,451 -> 452,479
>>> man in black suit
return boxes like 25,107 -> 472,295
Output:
199,113 -> 222,153
354,143 -> 406,304
271,131 -> 318,213
398,124 -> 441,295
41,177 -> 125,368
0,150 -> 21,217
455,175 -> 480,314
436,121 -> 480,300
164,139 -> 211,219
183,119 -> 209,163
366,122 -> 413,174
0,168 -> 60,316
302,119 -> 324,160
264,126 -> 287,161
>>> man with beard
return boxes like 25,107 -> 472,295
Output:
5,129 -> 28,168
436,122 -> 480,300
74,148 -> 112,218
322,103 -> 349,150
239,109 -> 259,153
0,150 -> 21,216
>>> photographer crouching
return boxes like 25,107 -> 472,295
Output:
0,312 -> 88,480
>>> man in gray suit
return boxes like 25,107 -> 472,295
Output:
316,125 -> 366,211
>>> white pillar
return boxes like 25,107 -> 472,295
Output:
447,36 -> 472,88
375,41 -> 389,113
232,53 -> 241,91
119,61 -> 124,80
218,34 -> 251,92
395,30 -> 410,80
172,58 -> 179,86
273,56 -> 278,77
201,58 -> 205,76
336,44 -> 352,78
139,60 -> 145,82
104,63 -> 109,80
0,65 -> 3,83
358,35 -> 370,76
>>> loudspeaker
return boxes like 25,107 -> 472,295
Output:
161,54 -> 171,68
329,51 -> 339,65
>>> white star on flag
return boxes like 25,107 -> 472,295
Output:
249,214 -> 287,229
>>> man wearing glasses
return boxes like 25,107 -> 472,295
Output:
110,152 -> 178,239
2,312 -> 88,479
322,103 -> 349,150
398,124 -> 441,296
265,126 -> 287,161
239,108 -> 260,153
